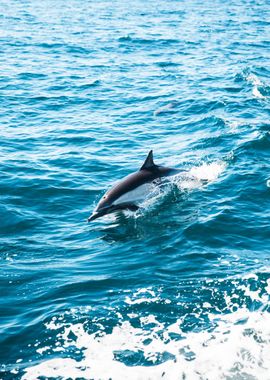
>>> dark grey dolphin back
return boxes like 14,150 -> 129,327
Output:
140,150 -> 157,171
140,150 -> 180,177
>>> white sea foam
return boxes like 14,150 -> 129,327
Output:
22,309 -> 270,380
252,86 -> 264,99
22,274 -> 270,380
247,74 -> 263,87
176,161 -> 226,191
189,161 -> 226,181
227,119 -> 240,132
246,74 -> 265,99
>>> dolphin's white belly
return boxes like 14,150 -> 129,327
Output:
113,183 -> 154,205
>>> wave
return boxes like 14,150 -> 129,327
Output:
20,270 -> 270,380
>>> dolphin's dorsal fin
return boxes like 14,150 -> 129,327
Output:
140,150 -> 156,170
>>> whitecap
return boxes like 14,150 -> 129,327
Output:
22,308 -> 270,380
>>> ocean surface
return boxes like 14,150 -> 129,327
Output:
1,0 -> 270,378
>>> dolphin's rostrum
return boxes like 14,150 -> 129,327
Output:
88,150 -> 181,222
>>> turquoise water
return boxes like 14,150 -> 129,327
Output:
1,0 -> 270,378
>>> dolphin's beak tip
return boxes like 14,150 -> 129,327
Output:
87,211 -> 99,222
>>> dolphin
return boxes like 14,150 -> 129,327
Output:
88,150 -> 182,222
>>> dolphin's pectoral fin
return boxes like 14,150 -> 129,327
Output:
140,150 -> 157,171
114,203 -> 139,212
88,203 -> 139,222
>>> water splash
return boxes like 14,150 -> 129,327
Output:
246,74 -> 265,99
22,273 -> 270,380
177,161 -> 226,190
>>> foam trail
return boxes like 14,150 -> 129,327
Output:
189,161 -> 226,181
177,161 -> 226,190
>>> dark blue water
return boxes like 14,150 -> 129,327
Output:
1,0 -> 270,378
